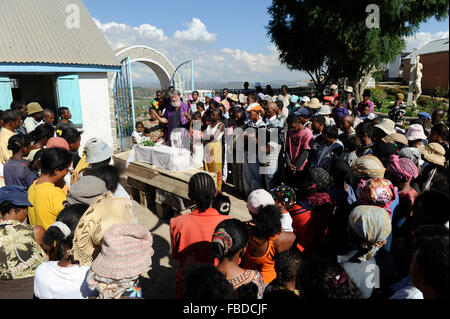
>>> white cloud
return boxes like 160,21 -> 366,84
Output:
173,18 -> 216,43
95,18 -> 308,83
403,30 -> 449,52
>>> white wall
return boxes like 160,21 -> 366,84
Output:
78,73 -> 114,153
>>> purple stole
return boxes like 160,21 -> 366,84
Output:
166,101 -> 190,147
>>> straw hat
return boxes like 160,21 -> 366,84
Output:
374,118 -> 396,135
27,102 -> 44,115
418,143 -> 446,166
238,94 -> 247,104
69,192 -> 155,266
382,133 -> 408,146
228,94 -> 238,102
306,97 -> 322,109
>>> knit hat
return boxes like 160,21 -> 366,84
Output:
67,175 -> 108,205
374,118 -> 396,135
46,137 -> 70,151
270,185 -> 296,208
85,138 -> 113,164
247,189 -> 275,215
91,223 -> 154,280
27,102 -> 44,115
418,143 -> 446,166
70,192 -> 155,266
405,124 -> 427,141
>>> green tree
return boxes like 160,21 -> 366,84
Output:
267,0 -> 449,102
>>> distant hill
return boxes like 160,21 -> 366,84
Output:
133,79 -> 307,90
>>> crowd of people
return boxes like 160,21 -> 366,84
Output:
0,80 -> 448,300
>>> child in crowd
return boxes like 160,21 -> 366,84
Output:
132,121 -> 144,144
34,203 -> 97,299
3,134 -> 38,189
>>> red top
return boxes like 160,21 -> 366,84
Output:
170,207 -> 231,298
288,204 -> 313,251
170,207 -> 232,270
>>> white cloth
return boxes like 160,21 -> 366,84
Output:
34,261 -> 96,299
114,183 -> 131,199
132,130 -> 144,144
127,144 -> 192,172
281,211 -> 294,233
24,117 -> 40,133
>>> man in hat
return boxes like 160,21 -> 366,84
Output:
329,84 -> 339,101
24,102 -> 44,134
388,93 -> 407,132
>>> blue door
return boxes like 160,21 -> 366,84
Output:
56,74 -> 83,126
0,76 -> 13,111
114,57 -> 136,151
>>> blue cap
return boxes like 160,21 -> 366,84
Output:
0,185 -> 32,207
418,112 -> 431,120
295,107 -> 310,117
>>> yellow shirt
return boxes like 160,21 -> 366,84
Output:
0,128 -> 17,165
28,181 -> 67,230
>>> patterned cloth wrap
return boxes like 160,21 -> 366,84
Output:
212,228 -> 233,256
348,205 -> 392,261
356,178 -> 396,215
352,154 -> 386,179
386,155 -> 419,182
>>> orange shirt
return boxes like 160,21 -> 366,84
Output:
242,234 -> 279,284
170,207 -> 231,269
170,207 -> 231,298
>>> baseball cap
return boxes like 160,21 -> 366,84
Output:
246,189 -> 275,215
330,84 -> 338,90
85,138 -> 113,164
0,185 -> 32,207
418,112 -> 431,120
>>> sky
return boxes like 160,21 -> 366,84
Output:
83,0 -> 450,85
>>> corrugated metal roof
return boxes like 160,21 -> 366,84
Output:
405,37 -> 449,59
0,0 -> 120,67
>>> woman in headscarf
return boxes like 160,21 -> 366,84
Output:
296,168 -> 335,257
336,205 -> 397,299
351,154 -> 386,188
386,155 -> 420,239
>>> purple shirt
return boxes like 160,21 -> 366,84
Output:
3,159 -> 39,189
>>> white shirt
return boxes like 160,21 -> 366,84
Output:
34,261 -> 96,299
24,116 -> 40,133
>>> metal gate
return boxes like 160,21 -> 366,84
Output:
170,60 -> 195,101
114,57 -> 136,151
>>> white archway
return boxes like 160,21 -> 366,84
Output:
114,45 -> 176,89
